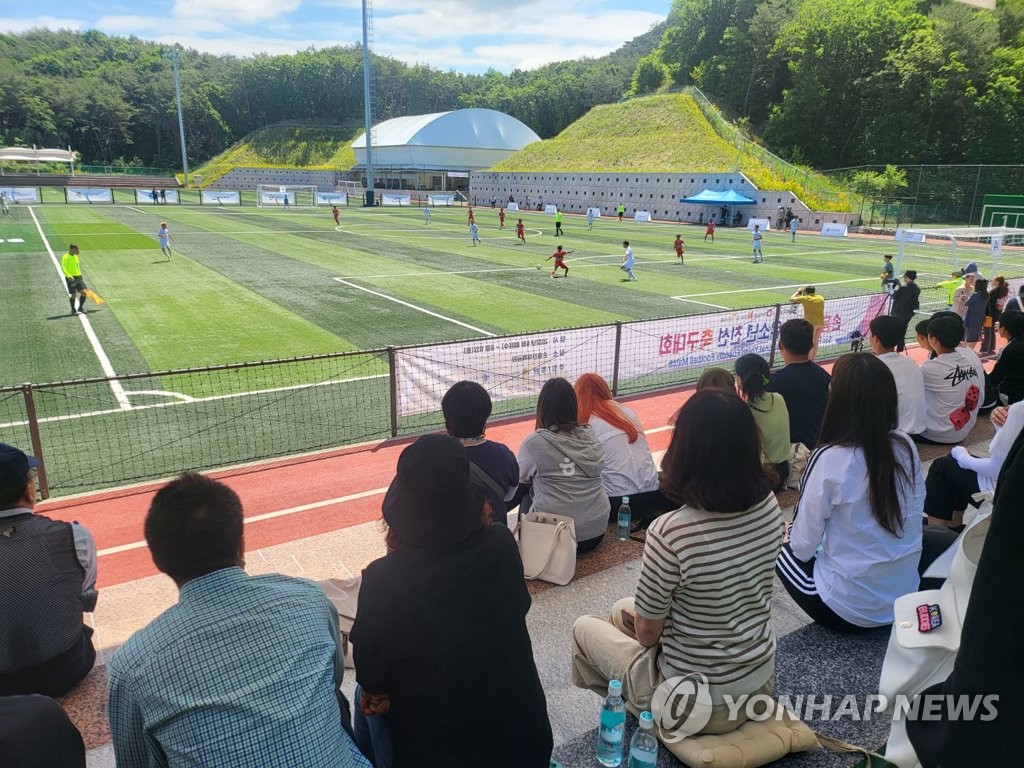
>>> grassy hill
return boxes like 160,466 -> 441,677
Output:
492,93 -> 850,212
193,124 -> 360,186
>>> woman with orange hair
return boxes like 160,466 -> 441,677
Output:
574,373 -> 670,529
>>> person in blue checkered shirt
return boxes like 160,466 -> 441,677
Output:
107,473 -> 370,768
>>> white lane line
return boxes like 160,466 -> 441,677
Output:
99,421 -> 675,558
28,207 -> 132,411
672,276 -> 878,300
332,277 -> 497,336
0,372 -> 389,430
97,485 -> 390,556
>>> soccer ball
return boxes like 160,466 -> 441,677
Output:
536,264 -> 542,270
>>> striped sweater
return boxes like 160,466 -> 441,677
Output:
634,494 -> 783,703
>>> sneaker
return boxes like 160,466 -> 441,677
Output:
70,309 -> 77,316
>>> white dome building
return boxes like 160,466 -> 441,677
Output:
352,108 -> 539,191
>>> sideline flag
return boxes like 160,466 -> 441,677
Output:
83,288 -> 105,304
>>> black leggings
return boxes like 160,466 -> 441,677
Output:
923,455 -> 982,521
775,544 -> 876,634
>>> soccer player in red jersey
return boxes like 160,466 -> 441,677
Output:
547,245 -> 573,278
704,219 -> 716,242
467,206 -> 475,226
516,219 -> 526,244
674,234 -> 685,264
499,208 -> 506,229
332,205 -> 340,225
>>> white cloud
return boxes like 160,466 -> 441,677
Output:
0,16 -> 85,33
172,0 -> 302,23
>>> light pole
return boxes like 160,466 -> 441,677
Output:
361,0 -> 375,206
166,49 -> 190,187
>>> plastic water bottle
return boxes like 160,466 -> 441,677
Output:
616,497 -> 632,541
597,679 -> 626,766
628,711 -> 658,767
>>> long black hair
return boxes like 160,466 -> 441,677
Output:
735,354 -> 771,401
818,354 -> 914,536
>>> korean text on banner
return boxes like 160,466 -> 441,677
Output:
395,327 -> 617,417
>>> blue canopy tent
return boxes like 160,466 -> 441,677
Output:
679,188 -> 756,227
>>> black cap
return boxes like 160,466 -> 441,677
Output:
0,444 -> 40,499
382,435 -> 484,548
903,270 -> 917,280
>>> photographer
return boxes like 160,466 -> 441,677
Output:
789,286 -> 826,360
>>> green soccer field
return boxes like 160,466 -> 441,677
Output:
1,201 -> 1018,493
7,202 -> 1012,387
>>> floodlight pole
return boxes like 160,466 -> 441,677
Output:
361,0 -> 375,206
167,50 -> 190,187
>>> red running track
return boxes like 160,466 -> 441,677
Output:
38,385 -> 690,588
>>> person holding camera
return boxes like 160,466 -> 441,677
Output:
789,286 -> 826,360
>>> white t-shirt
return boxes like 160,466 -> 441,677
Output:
790,436 -> 924,627
586,405 -> 659,497
877,352 -> 927,435
920,347 -> 985,443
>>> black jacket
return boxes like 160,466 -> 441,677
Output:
890,281 -> 921,321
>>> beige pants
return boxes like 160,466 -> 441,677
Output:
571,597 -> 774,735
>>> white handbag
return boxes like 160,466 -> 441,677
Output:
518,511 -> 577,585
878,508 -> 991,768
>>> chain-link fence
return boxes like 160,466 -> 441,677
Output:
5,287 -> 944,497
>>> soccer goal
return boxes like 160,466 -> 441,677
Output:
256,185 -> 318,208
339,180 -> 365,205
894,226 -> 1024,277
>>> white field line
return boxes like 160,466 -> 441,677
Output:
28,207 -> 132,411
675,297 -> 731,309
672,276 -> 879,300
332,278 -> 496,336
98,422 -> 672,558
0,373 -> 388,430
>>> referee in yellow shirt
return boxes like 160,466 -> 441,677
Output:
790,286 -> 826,360
61,244 -> 87,316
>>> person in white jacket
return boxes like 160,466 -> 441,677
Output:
923,400 -> 1024,526
775,354 -> 924,632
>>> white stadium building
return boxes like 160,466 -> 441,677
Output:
352,108 -> 539,192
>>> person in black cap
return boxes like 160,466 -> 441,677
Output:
351,434 -> 552,768
0,444 -> 97,697
889,269 -> 921,352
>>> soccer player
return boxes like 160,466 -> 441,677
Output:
705,218 -> 716,242
674,234 -> 686,265
61,244 -> 88,316
752,224 -> 763,263
282,194 -> 289,210
516,219 -> 526,244
0,193 -> 9,216
554,209 -> 564,237
586,208 -> 595,230
157,222 -> 175,261
621,240 -> 637,281
790,216 -> 799,242
498,208 -> 506,229
332,205 -> 340,225
616,203 -> 625,222
547,245 -> 573,278
423,206 -> 431,224
470,222 -> 480,246
880,253 -> 896,293
467,206 -> 475,226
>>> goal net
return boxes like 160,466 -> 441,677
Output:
894,226 -> 1024,311
256,185 -> 318,208
339,180 -> 365,205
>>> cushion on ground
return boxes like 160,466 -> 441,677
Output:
662,703 -> 818,768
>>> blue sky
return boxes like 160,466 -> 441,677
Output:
1,1 -> 670,73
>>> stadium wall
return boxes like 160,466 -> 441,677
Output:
470,171 -> 845,228
209,168 -> 357,190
